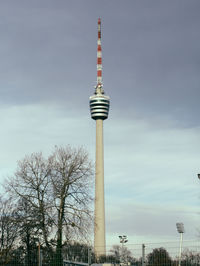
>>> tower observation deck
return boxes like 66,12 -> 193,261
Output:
89,18 -> 110,257
89,86 -> 110,120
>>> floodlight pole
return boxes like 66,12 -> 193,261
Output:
176,223 -> 184,266
119,235 -> 128,265
142,244 -> 146,266
178,232 -> 183,266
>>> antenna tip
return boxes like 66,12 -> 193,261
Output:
98,18 -> 101,24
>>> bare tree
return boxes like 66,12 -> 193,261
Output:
50,146 -> 93,250
6,152 -> 52,248
0,197 -> 20,264
6,145 -> 93,256
109,245 -> 121,262
109,244 -> 135,264
16,197 -> 45,265
180,249 -> 200,266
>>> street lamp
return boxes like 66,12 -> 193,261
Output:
176,223 -> 185,266
119,235 -> 128,265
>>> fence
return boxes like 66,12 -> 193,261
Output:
106,241 -> 200,266
0,241 -> 199,266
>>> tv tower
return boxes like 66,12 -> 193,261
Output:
89,18 -> 110,257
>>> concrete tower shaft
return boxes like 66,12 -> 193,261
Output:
94,119 -> 105,256
89,18 -> 110,257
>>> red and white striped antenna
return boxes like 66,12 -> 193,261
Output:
97,18 -> 103,89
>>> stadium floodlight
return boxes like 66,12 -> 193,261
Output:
119,235 -> 128,244
176,223 -> 185,266
176,223 -> 185,233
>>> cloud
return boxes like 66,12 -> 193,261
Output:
0,103 -> 94,179
106,201 -> 198,235
0,0 -> 200,248
103,117 -> 200,244
106,200 -> 199,249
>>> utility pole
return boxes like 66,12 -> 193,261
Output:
88,247 -> 91,266
38,242 -> 41,266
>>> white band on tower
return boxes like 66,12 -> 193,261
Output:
97,18 -> 102,85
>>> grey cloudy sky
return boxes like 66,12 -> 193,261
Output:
0,0 -> 200,250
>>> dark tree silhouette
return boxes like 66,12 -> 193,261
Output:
147,247 -> 173,266
6,146 -> 93,265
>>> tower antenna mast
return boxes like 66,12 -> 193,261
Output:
97,18 -> 103,87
